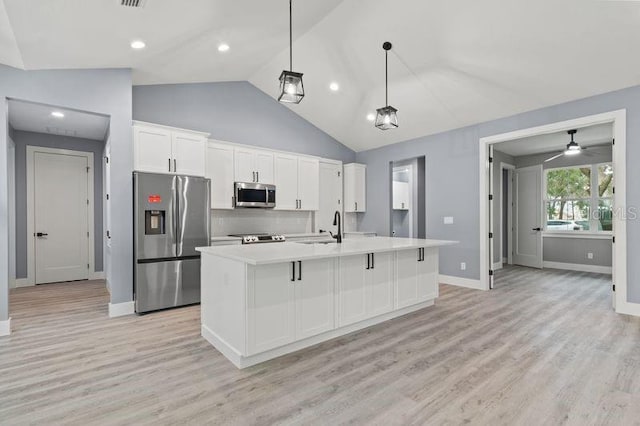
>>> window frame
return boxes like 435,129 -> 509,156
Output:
543,162 -> 613,235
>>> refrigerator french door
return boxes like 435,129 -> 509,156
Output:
134,172 -> 211,313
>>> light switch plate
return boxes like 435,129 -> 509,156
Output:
444,216 -> 454,224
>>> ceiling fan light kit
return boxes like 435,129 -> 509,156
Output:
375,41 -> 399,130
278,0 -> 305,104
544,129 -> 590,162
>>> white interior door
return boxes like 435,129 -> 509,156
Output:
34,151 -> 90,284
513,165 -> 543,268
317,162 -> 342,233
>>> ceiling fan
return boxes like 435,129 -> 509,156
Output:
544,129 -> 591,163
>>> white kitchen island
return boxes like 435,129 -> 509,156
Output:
197,237 -> 457,369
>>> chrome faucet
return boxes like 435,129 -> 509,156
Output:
330,210 -> 342,243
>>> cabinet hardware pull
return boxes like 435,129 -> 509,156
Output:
298,261 -> 302,281
168,158 -> 171,172
299,199 -> 302,210
366,253 -> 370,270
291,261 -> 295,282
371,253 -> 375,269
257,171 -> 259,182
355,202 -> 358,211
174,159 -> 177,172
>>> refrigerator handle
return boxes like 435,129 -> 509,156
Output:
174,177 -> 180,256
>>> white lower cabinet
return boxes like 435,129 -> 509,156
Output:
247,258 -> 334,355
396,248 -> 439,309
247,262 -> 295,355
338,252 -> 394,327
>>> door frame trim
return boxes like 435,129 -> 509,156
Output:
26,146 -> 95,285
499,162 -> 515,266
479,110 -> 631,316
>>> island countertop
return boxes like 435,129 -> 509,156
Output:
196,236 -> 457,265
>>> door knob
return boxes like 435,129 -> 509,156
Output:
532,227 -> 541,231
36,232 -> 48,237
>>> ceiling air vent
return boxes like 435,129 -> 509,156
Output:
120,0 -> 146,8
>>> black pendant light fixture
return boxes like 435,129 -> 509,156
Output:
375,41 -> 398,130
278,0 -> 304,104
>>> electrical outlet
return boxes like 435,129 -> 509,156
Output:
460,262 -> 466,271
587,252 -> 594,260
444,216 -> 454,224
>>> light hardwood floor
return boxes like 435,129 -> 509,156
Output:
1,267 -> 639,425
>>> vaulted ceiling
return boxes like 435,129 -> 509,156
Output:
2,0 -> 640,152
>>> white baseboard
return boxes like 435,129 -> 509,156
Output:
0,318 -> 11,336
12,278 -> 32,288
439,274 -> 485,290
502,257 -> 507,264
108,301 -> 135,317
543,261 -> 612,275
492,262 -> 503,271
90,271 -> 105,280
616,301 -> 640,317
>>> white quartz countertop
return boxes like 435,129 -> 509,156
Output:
197,236 -> 457,265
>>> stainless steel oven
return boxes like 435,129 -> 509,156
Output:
234,182 -> 276,208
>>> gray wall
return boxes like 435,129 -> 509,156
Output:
492,149 -> 515,264
543,237 -> 612,267
355,84 -> 640,304
132,81 -> 355,163
12,130 -> 105,278
0,64 -> 132,321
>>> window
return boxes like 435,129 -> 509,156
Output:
544,163 -> 613,233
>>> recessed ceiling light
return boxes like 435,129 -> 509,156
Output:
329,82 -> 339,92
366,113 -> 375,122
218,43 -> 230,52
130,40 -> 146,49
51,111 -> 65,118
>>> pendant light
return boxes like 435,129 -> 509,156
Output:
375,41 -> 398,130
278,0 -> 304,104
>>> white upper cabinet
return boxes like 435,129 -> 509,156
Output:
274,153 -> 299,210
393,181 -> 410,210
206,142 -> 235,209
133,122 -> 208,176
274,154 -> 319,211
172,131 -> 206,176
133,125 -> 173,174
234,147 -> 274,184
344,163 -> 366,212
297,157 -> 319,211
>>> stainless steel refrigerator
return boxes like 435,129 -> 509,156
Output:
133,172 -> 211,313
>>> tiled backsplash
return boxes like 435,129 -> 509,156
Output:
211,209 -> 314,236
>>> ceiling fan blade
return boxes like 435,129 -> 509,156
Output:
544,152 -> 564,163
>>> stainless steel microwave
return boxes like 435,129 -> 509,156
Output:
234,182 -> 276,208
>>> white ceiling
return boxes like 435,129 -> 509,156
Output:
494,123 -> 613,157
8,100 -> 110,141
2,0 -> 640,151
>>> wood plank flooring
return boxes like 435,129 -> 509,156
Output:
1,267 -> 639,425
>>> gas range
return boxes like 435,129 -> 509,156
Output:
228,233 -> 286,245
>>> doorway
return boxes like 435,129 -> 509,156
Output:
479,110 -> 627,314
29,147 -> 93,284
389,156 -> 426,238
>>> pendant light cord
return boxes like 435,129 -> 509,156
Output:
289,0 -> 293,71
385,49 -> 388,106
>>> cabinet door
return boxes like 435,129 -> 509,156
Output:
418,248 -> 439,301
172,131 -> 206,176
247,263 -> 295,355
255,150 -> 275,184
396,249 -> 421,309
297,157 -> 320,211
274,153 -> 299,210
338,254 -> 368,326
295,258 -> 335,339
133,125 -> 173,174
367,252 -> 394,316
354,166 -> 366,212
206,143 -> 235,209
234,147 -> 256,183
